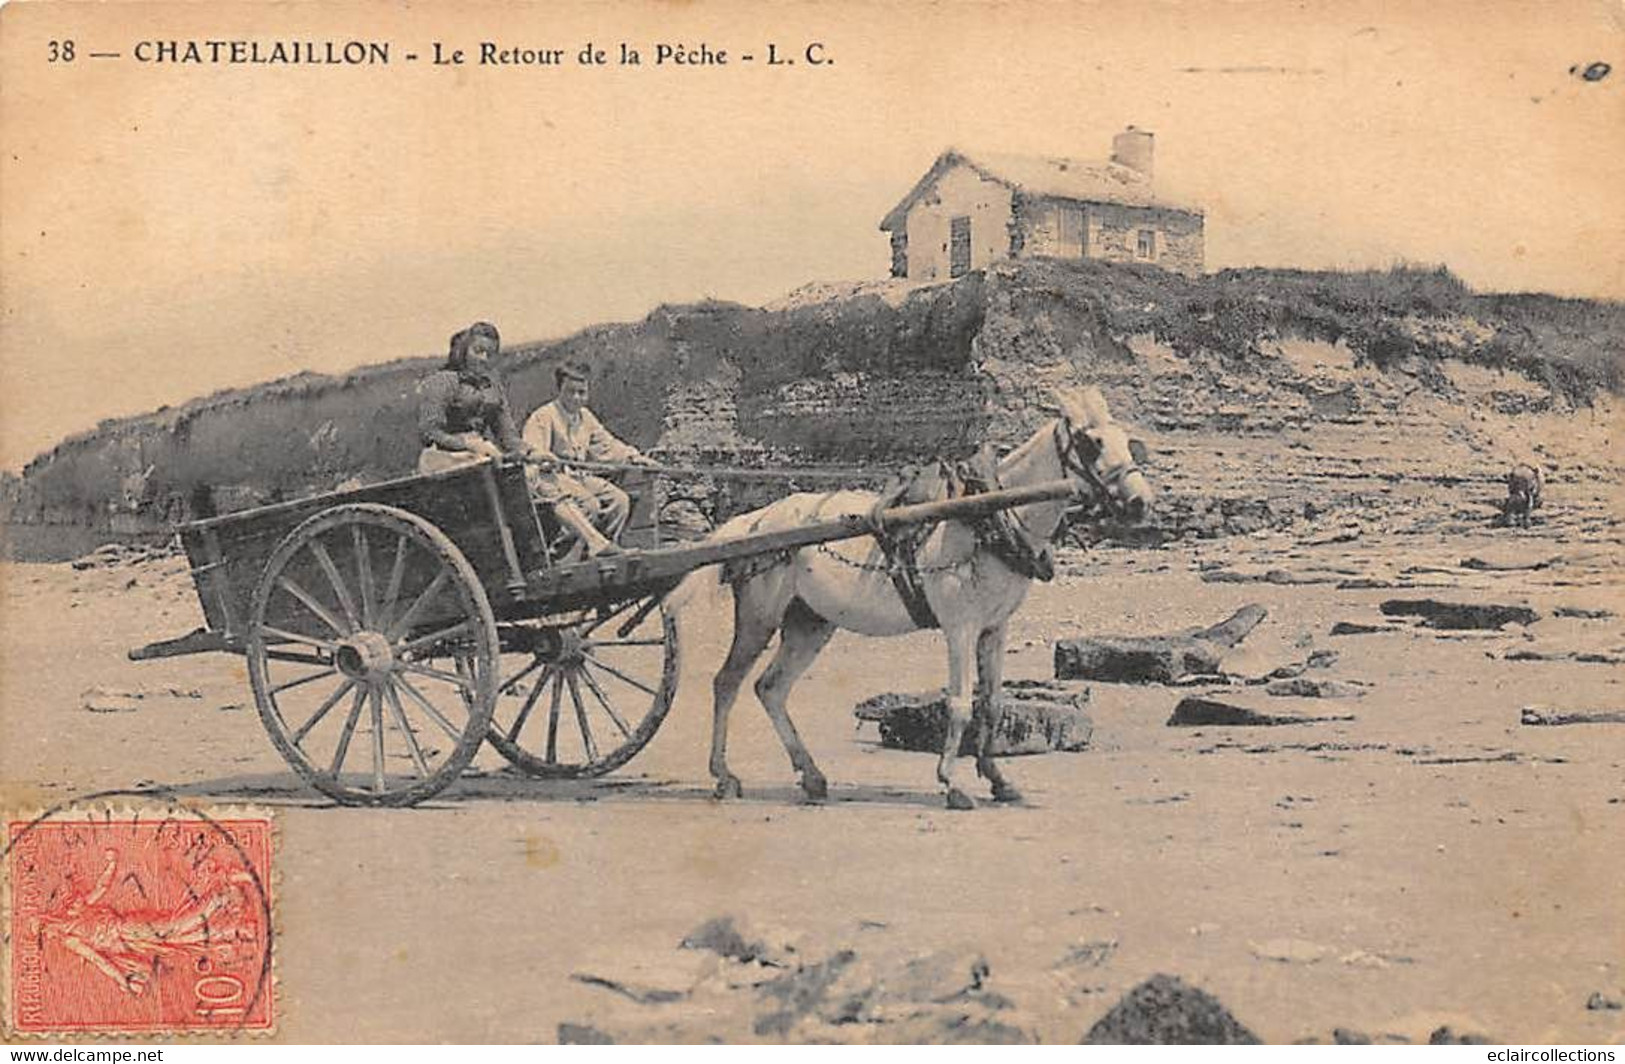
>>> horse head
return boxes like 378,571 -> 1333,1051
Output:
1052,385 -> 1154,523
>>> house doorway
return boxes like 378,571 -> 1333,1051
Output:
949,216 -> 971,278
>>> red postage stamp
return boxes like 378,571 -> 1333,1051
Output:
4,805 -> 275,1035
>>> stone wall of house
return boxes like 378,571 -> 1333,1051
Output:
1086,202 -> 1205,275
1017,197 -> 1084,260
1009,197 -> 1205,275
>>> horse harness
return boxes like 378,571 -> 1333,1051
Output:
870,443 -> 1067,630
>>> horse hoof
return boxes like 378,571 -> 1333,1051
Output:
713,776 -> 743,800
800,772 -> 829,802
992,784 -> 1024,804
945,787 -> 977,811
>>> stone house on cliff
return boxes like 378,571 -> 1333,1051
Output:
879,127 -> 1204,280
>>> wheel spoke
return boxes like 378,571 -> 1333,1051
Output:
498,656 -> 543,695
384,681 -> 431,778
586,637 -> 667,648
506,666 -> 553,742
397,619 -> 474,657
379,533 -> 410,630
395,673 -> 464,742
581,651 -> 658,697
545,673 -> 564,763
291,677 -> 356,745
581,598 -> 641,638
353,526 -> 376,629
265,648 -> 330,666
565,672 -> 599,762
369,685 -> 387,794
310,539 -> 361,632
271,667 -> 339,696
577,664 -> 632,740
261,625 -> 339,652
277,576 -> 350,637
329,686 -> 368,775
397,661 -> 476,691
387,569 -> 450,641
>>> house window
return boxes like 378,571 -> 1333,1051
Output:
1136,229 -> 1157,260
949,216 -> 972,278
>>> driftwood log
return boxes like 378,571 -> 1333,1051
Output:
1054,605 -> 1268,684
854,680 -> 1093,756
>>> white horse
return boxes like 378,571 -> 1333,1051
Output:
690,385 -> 1154,810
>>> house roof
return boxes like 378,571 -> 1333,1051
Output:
878,148 -> 1198,230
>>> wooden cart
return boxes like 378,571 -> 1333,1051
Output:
131,458 -> 1081,806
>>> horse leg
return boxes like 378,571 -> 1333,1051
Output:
936,624 -> 978,810
972,621 -> 1022,803
754,598 -> 837,801
710,574 -> 789,799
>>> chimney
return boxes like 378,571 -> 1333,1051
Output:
1111,126 -> 1154,179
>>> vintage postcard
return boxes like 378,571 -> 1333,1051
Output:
1,0 -> 1621,1046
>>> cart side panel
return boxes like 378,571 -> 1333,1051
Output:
179,525 -> 234,635
180,462 -> 546,641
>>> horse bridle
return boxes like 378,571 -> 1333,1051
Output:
1055,418 -> 1138,512
943,414 -> 1140,561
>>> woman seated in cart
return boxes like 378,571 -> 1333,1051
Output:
416,322 -> 636,557
522,359 -> 657,555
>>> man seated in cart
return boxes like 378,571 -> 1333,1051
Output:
523,359 -> 657,556
417,322 -> 627,558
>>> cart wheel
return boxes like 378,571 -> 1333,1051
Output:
485,600 -> 679,778
247,503 -> 498,806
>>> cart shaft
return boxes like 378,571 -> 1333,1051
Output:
527,477 -> 1081,605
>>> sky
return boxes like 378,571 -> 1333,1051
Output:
2,0 -> 1621,471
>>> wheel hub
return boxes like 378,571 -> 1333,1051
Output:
555,628 -> 588,665
335,630 -> 396,680
530,627 -> 586,667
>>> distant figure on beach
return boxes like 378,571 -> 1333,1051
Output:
523,359 -> 656,556
1503,463 -> 1544,527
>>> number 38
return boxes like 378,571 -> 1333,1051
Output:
48,40 -> 75,62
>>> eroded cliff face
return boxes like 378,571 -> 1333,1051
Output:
4,260 -> 1620,560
